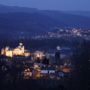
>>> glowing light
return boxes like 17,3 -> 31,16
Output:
24,52 -> 30,57
62,67 -> 71,73
23,68 -> 32,79
34,51 -> 44,60
56,46 -> 61,50
34,64 -> 40,69
5,50 -> 13,58
1,43 -> 30,57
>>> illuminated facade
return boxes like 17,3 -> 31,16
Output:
34,51 -> 45,60
1,47 -> 13,57
1,43 -> 30,57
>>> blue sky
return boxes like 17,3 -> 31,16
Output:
0,0 -> 90,11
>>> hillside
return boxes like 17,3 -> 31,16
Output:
0,5 -> 90,38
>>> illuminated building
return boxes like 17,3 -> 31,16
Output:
1,47 -> 13,58
60,63 -> 72,73
61,66 -> 72,73
34,51 -> 45,60
23,68 -> 32,79
1,43 -> 30,57
24,51 -> 30,57
33,64 -> 41,79
5,50 -> 13,58
33,63 -> 40,69
13,43 -> 25,56
33,69 -> 41,79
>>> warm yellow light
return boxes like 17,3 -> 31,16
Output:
1,43 -> 30,57
34,64 -> 39,69
5,50 -> 13,58
24,52 -> 30,57
1,48 -> 5,55
13,48 -> 24,56
34,51 -> 44,60
62,68 -> 71,73
23,68 -> 32,79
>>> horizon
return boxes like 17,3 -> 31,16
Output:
0,4 -> 90,12
0,0 -> 90,11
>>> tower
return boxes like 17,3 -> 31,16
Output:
55,46 -> 61,65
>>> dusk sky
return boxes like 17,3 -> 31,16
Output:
0,0 -> 90,11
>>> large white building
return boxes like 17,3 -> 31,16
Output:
1,43 -> 30,57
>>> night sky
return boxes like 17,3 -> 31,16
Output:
0,0 -> 90,11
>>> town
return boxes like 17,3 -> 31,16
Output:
0,43 -> 72,81
32,28 -> 90,40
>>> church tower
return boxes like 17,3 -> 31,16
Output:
55,46 -> 61,65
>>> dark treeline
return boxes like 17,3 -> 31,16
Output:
71,39 -> 90,90
0,37 -> 83,50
